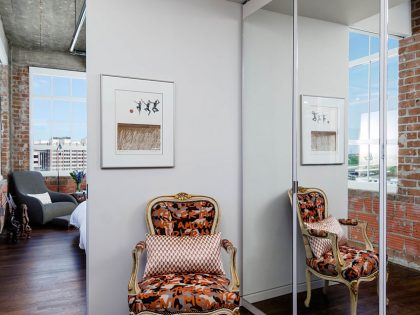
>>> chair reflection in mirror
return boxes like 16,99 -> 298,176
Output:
288,186 -> 388,315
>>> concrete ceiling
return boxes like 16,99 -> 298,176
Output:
262,0 -> 408,25
0,0 -> 85,53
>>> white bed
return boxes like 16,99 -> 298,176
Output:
70,201 -> 87,251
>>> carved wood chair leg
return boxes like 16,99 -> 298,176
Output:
304,269 -> 311,308
323,280 -> 329,295
349,283 -> 359,315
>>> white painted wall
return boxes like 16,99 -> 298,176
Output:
243,9 -> 348,302
86,0 -> 242,314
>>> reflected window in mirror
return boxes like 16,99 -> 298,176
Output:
348,31 -> 399,192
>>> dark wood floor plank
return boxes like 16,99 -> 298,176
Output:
243,263 -> 420,315
0,226 -> 86,315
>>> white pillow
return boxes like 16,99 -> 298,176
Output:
27,192 -> 52,205
304,216 -> 347,258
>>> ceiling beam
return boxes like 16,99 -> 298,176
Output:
69,0 -> 86,55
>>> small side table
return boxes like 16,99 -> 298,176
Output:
71,191 -> 87,204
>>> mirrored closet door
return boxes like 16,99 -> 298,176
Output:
242,0 -> 413,314
295,0 -> 382,314
386,1 -> 418,314
242,0 -> 294,313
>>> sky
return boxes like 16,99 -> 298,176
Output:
31,75 -> 87,142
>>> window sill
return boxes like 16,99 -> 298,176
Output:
348,180 -> 397,194
31,170 -> 72,177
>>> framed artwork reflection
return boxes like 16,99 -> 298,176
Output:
301,95 -> 345,165
101,75 -> 174,168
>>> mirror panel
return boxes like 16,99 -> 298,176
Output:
242,0 -> 294,313
386,1 -> 419,313
296,0 -> 380,313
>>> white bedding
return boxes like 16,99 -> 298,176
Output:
70,201 -> 87,251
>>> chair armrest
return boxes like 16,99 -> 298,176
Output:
221,239 -> 240,292
48,191 -> 78,205
18,195 -> 45,224
19,194 -> 44,210
338,219 -> 373,251
128,241 -> 146,296
338,218 -> 358,226
302,228 -> 344,272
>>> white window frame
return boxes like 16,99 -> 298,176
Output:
348,30 -> 399,194
29,67 -> 87,176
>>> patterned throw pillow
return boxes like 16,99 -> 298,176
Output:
304,216 -> 346,259
144,232 -> 225,278
27,192 -> 52,205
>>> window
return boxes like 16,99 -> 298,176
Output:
348,31 -> 399,191
30,67 -> 87,175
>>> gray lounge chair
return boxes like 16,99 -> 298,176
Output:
11,171 -> 78,225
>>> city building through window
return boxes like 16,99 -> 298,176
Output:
30,67 -> 87,175
348,31 -> 399,191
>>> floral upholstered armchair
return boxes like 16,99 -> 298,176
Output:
128,193 -> 240,315
288,186 -> 386,315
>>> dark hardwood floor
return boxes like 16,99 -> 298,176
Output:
241,263 -> 420,315
0,226 -> 86,315
1,228 -> 418,315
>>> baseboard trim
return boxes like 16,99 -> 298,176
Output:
242,279 -> 334,303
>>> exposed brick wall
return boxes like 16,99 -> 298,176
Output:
44,176 -> 87,193
398,1 -> 420,205
11,64 -> 29,171
411,0 -> 420,35
348,189 -> 420,269
0,64 -> 10,178
398,34 -> 420,205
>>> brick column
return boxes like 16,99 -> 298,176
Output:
398,1 -> 420,204
0,64 -> 10,177
11,65 -> 30,171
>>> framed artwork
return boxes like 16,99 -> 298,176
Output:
101,75 -> 174,168
301,95 -> 345,165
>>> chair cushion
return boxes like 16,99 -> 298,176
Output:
297,191 -> 326,223
128,273 -> 240,314
143,233 -> 225,278
151,200 -> 216,236
304,216 -> 347,258
307,245 -> 379,281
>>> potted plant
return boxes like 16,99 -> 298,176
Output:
69,170 -> 86,192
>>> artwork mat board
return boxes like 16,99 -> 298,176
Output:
101,74 -> 174,168
301,95 -> 345,165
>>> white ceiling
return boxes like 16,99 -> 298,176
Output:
232,0 -> 408,25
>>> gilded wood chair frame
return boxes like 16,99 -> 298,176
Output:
128,192 -> 240,315
288,186 -> 385,315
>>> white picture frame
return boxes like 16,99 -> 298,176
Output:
101,75 -> 174,168
301,95 -> 345,165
